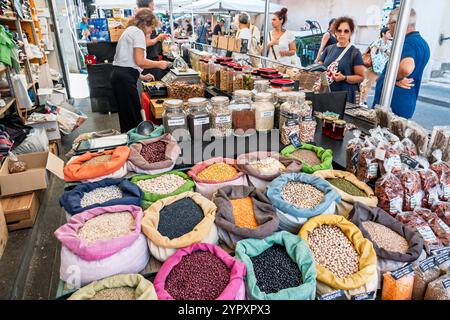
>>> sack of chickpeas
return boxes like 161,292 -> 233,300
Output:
349,202 -> 426,288
127,134 -> 181,175
281,144 -> 333,174
68,274 -> 158,300
54,205 -> 149,286
313,170 -> 378,218
130,171 -> 195,209
60,178 -> 143,222
299,214 -> 378,299
213,185 -> 279,250
141,192 -> 219,262
267,173 -> 341,234
188,157 -> 248,199
236,151 -> 302,192
235,231 -> 317,300
64,146 -> 130,182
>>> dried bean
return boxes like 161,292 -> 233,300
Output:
326,178 -> 367,197
298,120 -> 317,143
291,149 -> 321,167
361,221 -> 408,253
136,174 -> 186,195
78,212 -> 135,244
80,185 -> 123,208
230,197 -> 258,229
197,163 -> 238,182
249,157 -> 286,175
282,182 -> 324,209
81,155 -> 112,167
424,275 -> 450,300
91,287 -> 136,300
140,141 -> 167,163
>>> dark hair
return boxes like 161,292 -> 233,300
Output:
334,16 -> 355,33
380,26 -> 389,38
328,18 -> 336,29
274,8 -> 288,26
220,19 -> 225,23
136,0 -> 153,9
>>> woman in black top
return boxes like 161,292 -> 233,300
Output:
315,18 -> 338,63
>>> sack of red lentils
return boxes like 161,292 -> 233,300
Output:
55,205 -> 149,286
68,274 -> 158,300
154,243 -> 247,300
236,151 -> 302,192
213,185 -> 279,250
130,171 -> 195,209
280,144 -> 333,174
299,215 -> 378,299
64,146 -> 130,182
267,173 -> 341,234
60,178 -> 143,221
127,134 -> 181,175
188,157 -> 248,199
235,231 -> 316,300
141,192 -> 219,262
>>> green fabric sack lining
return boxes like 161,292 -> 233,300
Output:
280,143 -> 333,174
127,125 -> 165,144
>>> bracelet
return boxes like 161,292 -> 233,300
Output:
344,75 -> 348,82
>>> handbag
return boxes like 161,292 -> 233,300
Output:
268,32 -> 278,60
362,48 -> 373,68
326,43 -> 353,84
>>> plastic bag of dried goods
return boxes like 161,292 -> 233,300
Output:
432,201 -> 450,227
414,208 -> 450,246
378,141 -> 402,176
417,158 -> 440,209
381,264 -> 414,300
346,130 -> 364,174
356,138 -> 379,183
399,128 -> 418,157
406,120 -> 430,156
375,160 -> 404,216
400,166 -> 423,211
412,256 -> 441,300
281,144 -> 333,174
7,152 -> 26,173
424,274 -> 450,300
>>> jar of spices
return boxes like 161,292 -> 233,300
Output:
207,58 -> 216,86
243,68 -> 254,91
230,90 -> 255,136
200,58 -> 208,83
274,91 -> 290,129
267,88 -> 282,104
298,116 -> 317,143
214,61 -> 221,89
254,80 -> 270,93
331,119 -> 346,141
253,92 -> 275,132
270,79 -> 295,92
220,62 -> 229,92
162,99 -> 188,138
227,63 -> 237,93
187,97 -> 211,140
210,96 -> 232,138
233,66 -> 245,91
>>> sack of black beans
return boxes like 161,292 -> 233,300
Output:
213,185 -> 279,249
54,205 -> 149,286
154,243 -> 246,300
188,157 -> 248,199
127,125 -> 165,144
60,178 -> 143,221
127,134 -> 181,175
130,171 -> 195,209
280,144 -> 333,174
313,170 -> 378,218
299,215 -> 378,299
141,192 -> 219,262
68,274 -> 158,300
349,202 -> 426,288
235,231 -> 316,300
236,151 -> 303,192
267,173 -> 341,234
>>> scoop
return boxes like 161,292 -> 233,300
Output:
136,121 -> 155,136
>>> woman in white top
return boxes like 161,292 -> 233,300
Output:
267,8 -> 300,66
111,9 -> 168,133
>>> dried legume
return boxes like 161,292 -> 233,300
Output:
361,221 -> 408,253
140,141 -> 167,163
326,178 -> 367,197
282,182 -> 324,209
249,157 -> 286,175
291,149 -> 321,166
382,270 -> 414,300
308,225 -> 359,278
251,244 -> 303,294
80,186 -> 123,208
165,251 -> 231,300
136,174 -> 186,195
424,275 -> 450,300
230,197 -> 258,229
197,163 -> 238,182
78,212 -> 135,244
90,287 -> 136,300
81,155 -> 112,167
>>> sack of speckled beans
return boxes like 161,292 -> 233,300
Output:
236,151 -> 302,192
59,178 -> 143,222
54,205 -> 149,286
140,191 -> 219,262
153,243 -> 247,300
266,173 -> 341,234
188,157 -> 248,199
127,133 -> 181,175
212,185 -> 279,250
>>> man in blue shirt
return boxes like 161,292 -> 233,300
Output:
373,8 -> 430,119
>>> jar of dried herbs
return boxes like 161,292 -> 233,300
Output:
210,96 -> 232,138
243,68 -> 254,91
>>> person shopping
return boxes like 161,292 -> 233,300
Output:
314,18 -> 337,63
111,9 -> 168,133
318,17 -> 365,104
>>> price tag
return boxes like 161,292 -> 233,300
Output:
168,118 -> 185,126
318,290 -> 348,300
443,278 -> 450,289
417,225 -> 438,243
193,117 -> 209,126
289,131 -> 303,149
375,148 -> 386,161
215,115 -> 231,124
350,291 -> 376,300
401,154 -> 420,169
434,252 -> 450,265
419,256 -> 437,273
261,111 -> 274,118
392,264 -> 413,280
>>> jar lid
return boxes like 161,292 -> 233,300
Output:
220,62 -> 230,66
211,96 -> 229,104
227,62 -> 238,68
251,70 -> 260,76
255,92 -> 272,100
261,73 -> 283,79
188,97 -> 208,107
334,119 -> 346,125
277,91 -> 291,99
234,66 -> 243,71
217,57 -> 233,62
270,79 -> 295,87
164,99 -> 184,107
258,68 -> 278,75
234,90 -> 252,98
267,88 -> 282,94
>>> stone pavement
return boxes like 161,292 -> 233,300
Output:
418,81 -> 450,108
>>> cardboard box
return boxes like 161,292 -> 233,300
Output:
218,36 -> 229,50
212,35 -> 219,48
109,28 -> 124,42
0,202 -> 7,259
0,152 -> 64,197
27,120 -> 61,141
37,88 -> 65,106
1,193 -> 40,231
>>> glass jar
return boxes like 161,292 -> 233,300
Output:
298,117 -> 317,143
233,66 -> 244,91
274,92 -> 290,129
270,79 -> 295,92
214,61 -> 221,89
162,99 -> 188,138
297,92 -> 312,118
200,59 -> 208,83
243,68 -> 254,91
187,97 -> 211,140
279,93 -> 303,145
209,59 -> 217,87
220,62 -> 229,92
267,88 -> 282,104
210,96 -> 232,138
254,80 -> 270,93
322,116 -> 335,137
331,119 -> 346,141
253,92 -> 275,132
229,90 -> 255,136
227,63 -> 236,93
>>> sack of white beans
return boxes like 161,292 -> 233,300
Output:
55,205 -> 149,286
60,178 -> 143,221
267,173 -> 341,234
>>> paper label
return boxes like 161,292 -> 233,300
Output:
215,115 -> 231,124
368,163 -> 378,179
193,117 -> 210,126
289,132 -> 303,148
434,252 -> 450,265
443,278 -> 450,289
392,264 -> 414,280
350,291 -> 376,300
375,148 -> 386,161
432,247 -> 450,256
390,197 -> 403,215
168,118 -> 185,126
419,256 -> 437,273
437,218 -> 450,234
443,185 -> 450,199
409,192 -> 422,210
261,111 -> 274,118
351,150 -> 360,168
401,154 -> 420,169
428,190 -> 439,206
416,225 -> 438,243
318,290 -> 348,300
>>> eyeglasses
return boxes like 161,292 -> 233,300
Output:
336,29 -> 350,34
388,21 -> 397,25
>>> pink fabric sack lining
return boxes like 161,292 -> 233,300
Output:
188,157 -> 244,184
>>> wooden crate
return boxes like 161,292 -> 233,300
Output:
0,202 -> 7,259
150,98 -> 166,119
1,192 -> 40,231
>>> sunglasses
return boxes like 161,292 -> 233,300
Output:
337,29 -> 351,34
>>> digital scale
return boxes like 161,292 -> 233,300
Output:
142,81 -> 167,98
161,68 -> 201,85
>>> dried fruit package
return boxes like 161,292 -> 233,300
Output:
417,159 -> 440,208
399,128 -> 418,157
412,257 -> 440,300
382,127 -> 400,145
388,114 -> 408,140
431,201 -> 450,227
375,105 -> 391,129
429,126 -> 450,161
400,167 -> 423,211
7,152 -> 27,174
375,161 -> 404,216
357,139 -> 379,183
381,264 -> 414,300
406,120 -> 430,156
424,275 -> 450,300
430,150 -> 450,201
346,130 -> 363,174
414,208 -> 450,246
377,141 -> 402,176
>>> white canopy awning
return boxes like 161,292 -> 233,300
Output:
93,0 -> 193,11
175,0 -> 282,14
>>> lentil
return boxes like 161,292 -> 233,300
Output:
90,287 -> 136,300
326,178 -> 367,197
361,221 -> 408,253
291,149 -> 321,166
197,163 -> 238,182
158,198 -> 204,239
230,197 -> 258,229
282,182 -> 324,209
80,185 -> 123,208
250,244 -> 303,294
382,270 -> 414,300
81,155 -> 112,167
78,212 -> 135,244
140,141 -> 167,163
308,225 -> 359,278
165,251 -> 231,300
424,275 -> 450,300
136,174 -> 186,194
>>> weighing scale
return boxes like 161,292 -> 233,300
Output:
161,67 -> 201,85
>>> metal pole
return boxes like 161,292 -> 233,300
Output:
379,0 -> 413,109
262,0 -> 270,58
169,0 -> 175,37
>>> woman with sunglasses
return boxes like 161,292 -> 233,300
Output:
318,17 -> 365,104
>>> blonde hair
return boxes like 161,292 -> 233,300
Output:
128,8 -> 158,33
390,8 -> 416,27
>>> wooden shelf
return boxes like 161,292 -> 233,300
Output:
0,16 -> 17,22
0,98 -> 16,116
